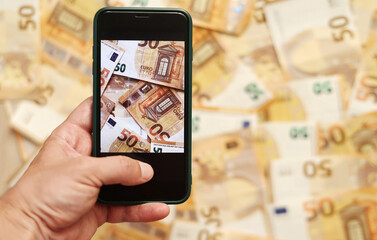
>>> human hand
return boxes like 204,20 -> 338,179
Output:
0,97 -> 169,240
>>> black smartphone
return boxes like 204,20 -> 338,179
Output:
92,7 -> 192,204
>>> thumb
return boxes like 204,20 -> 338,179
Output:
84,156 -> 154,187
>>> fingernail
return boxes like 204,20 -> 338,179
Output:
139,161 -> 153,180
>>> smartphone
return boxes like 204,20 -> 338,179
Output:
92,8 -> 192,204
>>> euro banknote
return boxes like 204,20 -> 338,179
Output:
192,129 -> 266,223
351,0 -> 377,45
101,115 -> 150,153
192,28 -> 272,111
100,96 -> 115,129
118,81 -> 184,142
100,40 -> 124,95
40,0 -> 102,83
173,190 -> 270,237
100,74 -> 146,143
9,65 -> 91,144
252,121 -> 318,166
270,155 -> 377,202
318,112 -> 377,155
303,188 -> 377,240
192,109 -> 258,140
41,65 -> 92,116
215,0 -> 287,86
150,140 -> 184,153
268,188 -> 377,240
0,0 -> 44,101
265,0 -> 361,88
252,121 -> 318,201
348,12 -> 377,117
101,74 -> 138,118
260,75 -> 346,122
113,40 -> 185,90
267,200 -> 310,240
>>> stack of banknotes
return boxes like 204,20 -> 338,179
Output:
1,0 -> 377,239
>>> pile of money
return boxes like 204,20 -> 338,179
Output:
2,0 -> 377,239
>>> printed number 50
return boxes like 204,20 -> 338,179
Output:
329,15 -> 354,42
118,129 -> 138,147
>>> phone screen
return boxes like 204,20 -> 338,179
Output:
100,40 -> 185,153
94,10 -> 191,203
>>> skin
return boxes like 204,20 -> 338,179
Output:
0,97 -> 170,240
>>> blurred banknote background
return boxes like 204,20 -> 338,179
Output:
1,0 -> 377,239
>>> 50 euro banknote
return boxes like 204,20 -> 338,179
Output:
118,81 -> 184,142
150,139 -> 183,153
100,115 -> 150,153
100,95 -> 115,129
318,111 -> 377,155
348,12 -> 377,117
40,0 -> 102,83
252,121 -> 318,166
260,75 -> 346,122
113,40 -> 185,90
100,74 -> 140,130
192,28 -> 272,111
192,129 -> 266,223
9,65 -> 91,144
268,188 -> 377,240
101,74 -> 139,119
192,109 -> 258,141
252,121 -> 318,201
100,40 -> 124,95
270,155 -> 377,203
0,0 -> 45,101
215,0 -> 288,86
265,0 -> 361,88
350,0 -> 377,45
173,188 -> 270,237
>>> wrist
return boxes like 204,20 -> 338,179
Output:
0,191 -> 44,240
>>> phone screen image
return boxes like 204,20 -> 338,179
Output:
100,40 -> 185,153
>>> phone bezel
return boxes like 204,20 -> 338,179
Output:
93,7 -> 192,204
